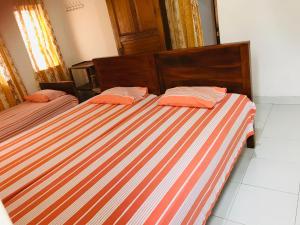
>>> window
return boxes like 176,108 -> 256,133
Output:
0,63 -> 9,82
0,36 -> 27,109
14,6 -> 59,72
14,1 -> 69,82
0,50 -> 13,82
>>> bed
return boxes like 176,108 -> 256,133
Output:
0,42 -> 255,225
0,94 -> 78,143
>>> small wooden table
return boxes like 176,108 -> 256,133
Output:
69,61 -> 100,102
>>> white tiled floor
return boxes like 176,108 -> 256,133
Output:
207,103 -> 300,225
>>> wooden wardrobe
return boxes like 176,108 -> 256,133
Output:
106,0 -> 171,55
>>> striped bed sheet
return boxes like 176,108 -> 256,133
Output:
0,94 -> 255,225
0,95 -> 79,143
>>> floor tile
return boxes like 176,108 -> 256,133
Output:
254,103 -> 272,129
262,105 -> 300,140
243,158 -> 300,194
207,216 -> 244,225
254,128 -> 263,144
212,182 -> 240,218
229,185 -> 298,225
229,148 -> 254,184
211,104 -> 300,225
206,216 -> 227,225
226,220 -> 245,225
255,138 -> 300,164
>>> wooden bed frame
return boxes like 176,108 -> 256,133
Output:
40,81 -> 79,98
93,42 -> 255,148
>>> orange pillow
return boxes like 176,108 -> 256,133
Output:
158,87 -> 227,108
25,89 -> 66,103
89,87 -> 148,105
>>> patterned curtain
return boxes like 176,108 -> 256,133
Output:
0,36 -> 27,111
14,0 -> 70,83
165,0 -> 204,49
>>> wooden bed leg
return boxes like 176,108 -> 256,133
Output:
247,135 -> 255,149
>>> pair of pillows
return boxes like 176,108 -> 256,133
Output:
89,86 -> 227,108
25,90 -> 66,103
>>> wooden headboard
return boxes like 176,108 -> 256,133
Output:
93,54 -> 161,95
93,42 -> 252,99
40,81 -> 79,97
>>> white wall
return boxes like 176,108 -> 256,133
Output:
217,0 -> 300,97
44,0 -> 118,66
199,0 -> 217,46
0,0 -> 37,93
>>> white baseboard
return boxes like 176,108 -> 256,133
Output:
254,96 -> 300,104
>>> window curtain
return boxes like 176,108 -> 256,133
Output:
165,0 -> 204,49
0,36 -> 27,111
14,0 -> 70,83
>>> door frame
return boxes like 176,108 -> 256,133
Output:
212,0 -> 221,44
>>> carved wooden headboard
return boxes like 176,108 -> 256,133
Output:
93,42 -> 252,100
93,54 -> 161,95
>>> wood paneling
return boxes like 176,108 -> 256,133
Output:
113,0 -> 136,34
106,0 -> 167,55
133,0 -> 157,31
121,33 -> 162,55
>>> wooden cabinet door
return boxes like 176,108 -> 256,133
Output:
106,0 -> 168,55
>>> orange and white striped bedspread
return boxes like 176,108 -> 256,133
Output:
0,94 -> 255,225
0,95 -> 78,143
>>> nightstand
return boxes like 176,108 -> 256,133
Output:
69,61 -> 101,102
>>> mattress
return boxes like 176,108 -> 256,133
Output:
0,95 -> 79,143
0,94 -> 255,225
